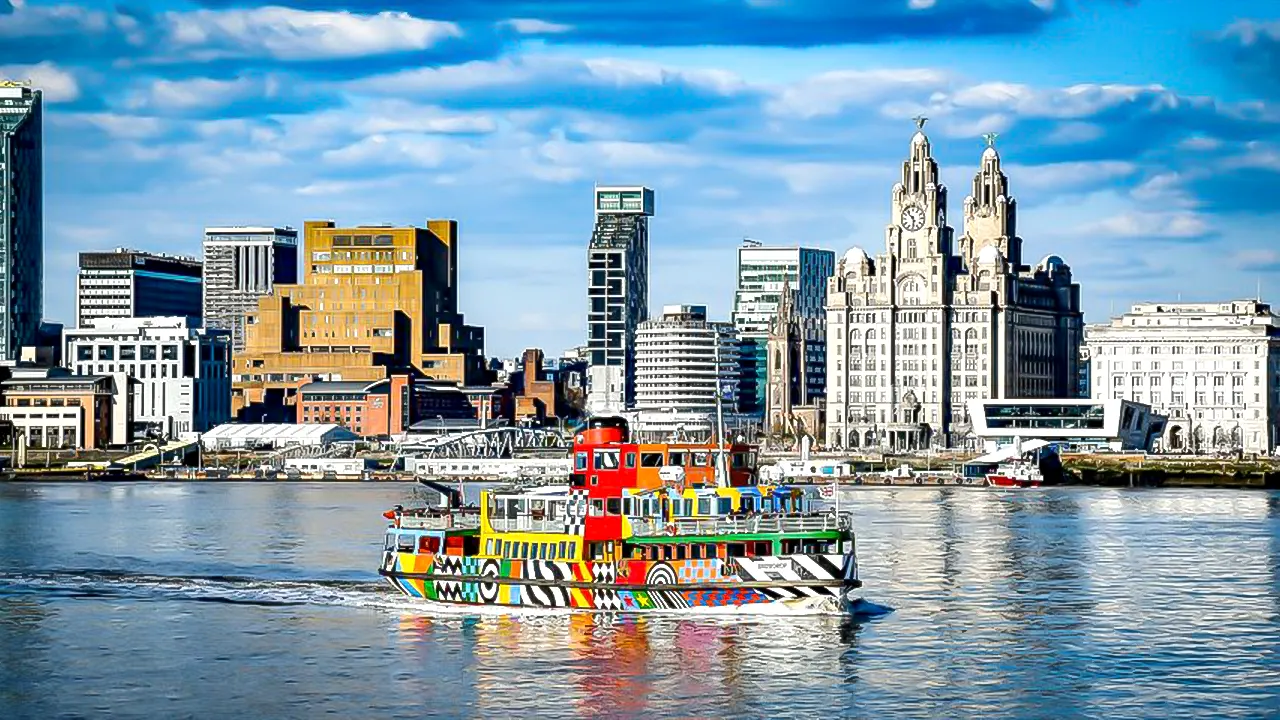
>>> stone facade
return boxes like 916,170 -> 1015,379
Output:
825,123 -> 1083,451
1086,300 -> 1280,454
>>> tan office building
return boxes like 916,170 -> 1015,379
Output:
232,220 -> 487,420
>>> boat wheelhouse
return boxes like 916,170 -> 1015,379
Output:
380,417 -> 861,613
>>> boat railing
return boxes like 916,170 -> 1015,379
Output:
487,516 -> 565,533
630,511 -> 852,537
395,508 -> 482,531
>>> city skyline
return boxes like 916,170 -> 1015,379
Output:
3,0 -> 1279,357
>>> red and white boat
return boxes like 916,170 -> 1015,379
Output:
984,460 -> 1044,489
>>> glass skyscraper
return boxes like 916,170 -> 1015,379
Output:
730,242 -> 835,416
0,82 -> 43,361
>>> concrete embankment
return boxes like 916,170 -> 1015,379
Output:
1062,456 -> 1280,489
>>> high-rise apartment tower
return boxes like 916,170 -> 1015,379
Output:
586,186 -> 653,415
202,226 -> 298,350
0,81 -> 44,360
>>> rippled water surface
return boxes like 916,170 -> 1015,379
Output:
2,482 -> 1279,719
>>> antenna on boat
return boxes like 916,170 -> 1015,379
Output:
714,331 -> 729,488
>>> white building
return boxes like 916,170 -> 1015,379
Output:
730,242 -> 835,416
634,304 -> 738,414
65,316 -> 232,439
825,123 -> 1083,451
966,398 -> 1166,452
202,226 -> 298,350
586,186 -> 653,415
1086,300 -> 1280,454
200,423 -> 358,450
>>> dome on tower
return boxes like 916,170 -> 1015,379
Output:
982,145 -> 999,161
841,246 -> 869,273
976,245 -> 1003,266
911,131 -> 928,146
1037,254 -> 1067,270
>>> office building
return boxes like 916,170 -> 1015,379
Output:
65,316 -> 232,439
0,366 -> 117,450
634,304 -> 738,414
1086,300 -> 1280,454
587,186 -> 653,415
731,242 -> 834,417
233,220 -> 487,420
77,248 -> 203,327
0,81 -> 44,360
825,124 -> 1083,451
202,226 -> 298,350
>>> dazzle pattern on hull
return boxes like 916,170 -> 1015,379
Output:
383,551 -> 854,612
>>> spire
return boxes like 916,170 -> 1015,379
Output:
772,277 -> 793,337
901,116 -> 938,195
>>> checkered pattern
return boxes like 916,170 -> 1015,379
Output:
591,562 -> 616,583
593,588 -> 623,610
563,488 -> 589,536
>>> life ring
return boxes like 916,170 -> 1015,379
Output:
915,478 -> 923,485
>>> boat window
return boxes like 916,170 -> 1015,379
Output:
625,452 -> 637,469
589,542 -> 608,560
676,545 -> 687,560
384,533 -> 396,550
571,473 -> 586,487
726,543 -> 746,558
590,499 -> 604,516
606,498 -> 621,516
418,536 -> 441,554
782,539 -> 802,554
640,452 -> 664,467
693,451 -> 710,467
697,498 -> 711,515
732,452 -> 747,469
575,452 -> 588,470
742,497 -> 754,512
594,450 -> 620,470
558,541 -> 568,558
397,535 -> 415,552
663,545 -> 674,560
485,539 -> 494,554
752,541 -> 771,557
622,497 -> 633,515
502,541 -> 512,557
718,498 -> 732,515
669,451 -> 686,467
591,476 -> 599,486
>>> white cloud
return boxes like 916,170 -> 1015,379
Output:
161,8 -> 461,62
352,101 -> 498,135
322,133 -> 460,168
765,68 -> 951,118
1010,161 -> 1138,190
503,18 -> 573,35
1080,211 -> 1212,239
0,61 -> 78,102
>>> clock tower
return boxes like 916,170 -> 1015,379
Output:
885,117 -> 953,306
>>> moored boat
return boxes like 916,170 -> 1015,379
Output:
379,417 -> 861,614
984,460 -> 1044,488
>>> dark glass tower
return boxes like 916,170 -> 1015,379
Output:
0,83 -> 43,361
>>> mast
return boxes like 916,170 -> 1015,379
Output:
714,330 -> 729,487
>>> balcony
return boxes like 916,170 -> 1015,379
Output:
629,511 -> 852,537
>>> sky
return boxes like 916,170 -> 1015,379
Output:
3,0 -> 1279,357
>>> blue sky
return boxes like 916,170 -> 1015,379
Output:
4,0 -> 1279,356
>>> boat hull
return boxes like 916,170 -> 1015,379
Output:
380,552 -> 860,614
986,475 -> 1043,489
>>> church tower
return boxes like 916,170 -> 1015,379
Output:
958,133 -> 1021,270
765,278 -> 795,434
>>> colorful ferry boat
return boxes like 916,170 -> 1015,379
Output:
379,417 -> 861,614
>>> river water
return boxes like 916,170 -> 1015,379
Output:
1,482 -> 1278,719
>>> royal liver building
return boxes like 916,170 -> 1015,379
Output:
825,121 -> 1083,451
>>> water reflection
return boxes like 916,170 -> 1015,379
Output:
3,483 -> 1280,719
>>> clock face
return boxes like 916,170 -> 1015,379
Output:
901,204 -> 926,232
